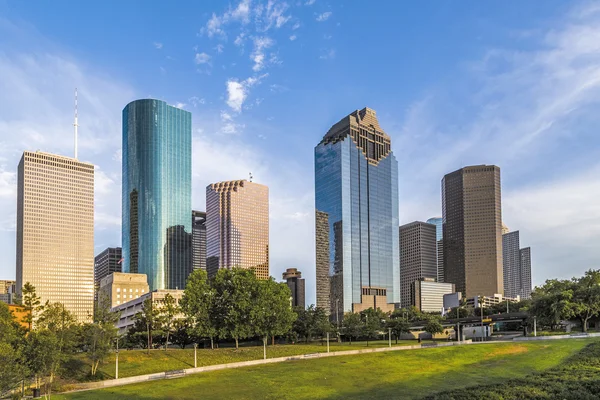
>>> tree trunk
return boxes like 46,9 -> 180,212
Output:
165,331 -> 169,351
210,337 -> 214,350
582,317 -> 589,332
147,324 -> 151,354
272,335 -> 275,346
235,337 -> 239,349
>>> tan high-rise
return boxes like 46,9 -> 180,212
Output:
16,151 -> 95,322
442,165 -> 503,298
206,180 -> 269,279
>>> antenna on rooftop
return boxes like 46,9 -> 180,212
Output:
73,88 -> 79,159
249,172 -> 253,182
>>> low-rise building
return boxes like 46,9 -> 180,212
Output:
111,289 -> 184,334
466,293 -> 520,308
0,280 -> 16,304
412,278 -> 455,313
99,272 -> 149,309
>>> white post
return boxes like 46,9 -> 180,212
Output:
263,337 -> 267,360
327,332 -> 330,353
115,337 -> 119,379
388,328 -> 392,347
194,343 -> 197,368
534,317 -> 537,337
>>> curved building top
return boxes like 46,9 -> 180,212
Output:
320,107 -> 391,165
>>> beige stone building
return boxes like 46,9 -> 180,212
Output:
206,180 -> 269,279
111,289 -> 184,334
16,151 -> 95,322
442,165 -> 503,298
98,272 -> 149,308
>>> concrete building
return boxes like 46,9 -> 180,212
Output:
502,230 -> 533,300
122,99 -> 192,291
399,221 -> 437,308
99,272 -> 149,308
426,217 -> 444,282
442,165 -> 503,298
0,280 -> 16,304
112,289 -> 184,334
192,210 -> 207,271
315,107 -> 399,316
315,210 -> 330,313
412,278 -> 456,313
466,293 -> 519,308
206,180 -> 269,279
282,268 -> 305,309
94,247 -> 122,302
16,151 -> 95,322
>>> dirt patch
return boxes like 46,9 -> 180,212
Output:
486,345 -> 529,357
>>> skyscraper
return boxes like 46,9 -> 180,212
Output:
315,107 -> 399,315
16,151 -> 94,322
399,221 -> 437,308
426,217 -> 444,282
502,229 -> 532,300
442,165 -> 503,297
192,211 -> 207,271
206,180 -> 269,279
122,99 -> 192,291
94,247 -> 122,302
282,268 -> 306,309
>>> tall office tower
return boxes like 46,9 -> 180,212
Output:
520,247 -> 532,300
442,165 -> 503,298
206,180 -> 269,279
122,99 -> 192,291
0,280 -> 16,304
315,107 -> 400,315
315,210 -> 331,312
426,217 -> 444,282
399,222 -> 438,308
502,230 -> 520,299
192,211 -> 207,271
94,247 -> 122,302
282,268 -> 306,309
16,151 -> 94,322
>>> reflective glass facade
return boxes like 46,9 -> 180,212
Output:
122,99 -> 192,291
315,108 -> 399,314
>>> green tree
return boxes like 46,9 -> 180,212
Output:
530,279 -> 574,330
157,293 -> 179,351
132,298 -> 159,353
83,300 -> 119,376
360,308 -> 386,346
570,270 -> 600,332
0,302 -> 28,395
211,268 -> 258,349
424,317 -> 444,340
387,316 -> 410,344
21,282 -> 42,331
171,318 -> 193,349
180,269 -> 218,349
292,305 -> 330,343
446,307 -> 469,319
23,329 -> 60,397
342,313 -> 363,344
252,278 -> 297,351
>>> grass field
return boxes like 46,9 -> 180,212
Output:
63,339 -> 423,382
56,338 -> 597,399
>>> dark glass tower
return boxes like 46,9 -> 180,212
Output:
122,99 -> 192,291
315,107 -> 399,315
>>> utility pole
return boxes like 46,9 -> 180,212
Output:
480,296 -> 484,342
194,343 -> 197,368
327,332 -> 330,353
388,328 -> 392,347
506,298 -> 509,314
534,316 -> 537,337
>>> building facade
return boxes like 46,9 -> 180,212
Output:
192,210 -> 207,271
282,268 -> 305,309
520,247 -> 532,300
315,107 -> 399,315
0,280 -> 16,304
399,221 -> 437,308
94,247 -> 122,302
315,210 -> 330,312
122,99 -> 192,291
442,165 -> 503,298
111,289 -> 184,334
206,180 -> 269,279
412,279 -> 456,313
98,272 -> 149,308
16,151 -> 95,322
502,230 -> 533,300
426,217 -> 444,282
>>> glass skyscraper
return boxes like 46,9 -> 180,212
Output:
315,107 -> 399,316
122,99 -> 192,291
426,217 -> 444,282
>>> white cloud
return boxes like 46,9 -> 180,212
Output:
220,110 -> 234,121
316,11 -> 332,22
215,44 -> 225,53
153,42 -> 163,49
251,36 -> 274,71
188,96 -> 206,107
225,74 -> 268,112
292,22 -> 300,30
305,0 -> 316,5
319,48 -> 335,59
174,102 -> 186,109
289,35 -> 297,41
202,0 -> 253,38
194,52 -> 211,64
234,33 -> 246,46
204,13 -> 225,38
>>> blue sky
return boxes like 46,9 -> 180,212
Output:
1,0 -> 599,305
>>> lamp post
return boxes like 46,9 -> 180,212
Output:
194,343 -> 197,368
115,336 -> 119,379
534,316 -> 537,337
335,298 -> 340,330
480,296 -> 484,342
327,332 -> 330,353
388,328 -> 392,347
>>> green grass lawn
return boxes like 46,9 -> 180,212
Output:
56,338 -> 597,400
62,339 -> 423,382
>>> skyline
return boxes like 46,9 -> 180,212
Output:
1,1 -> 600,306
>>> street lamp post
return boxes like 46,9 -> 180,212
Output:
388,328 -> 392,347
115,336 -> 119,379
327,332 -> 330,353
480,296 -> 484,342
194,343 -> 197,368
534,316 -> 537,337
